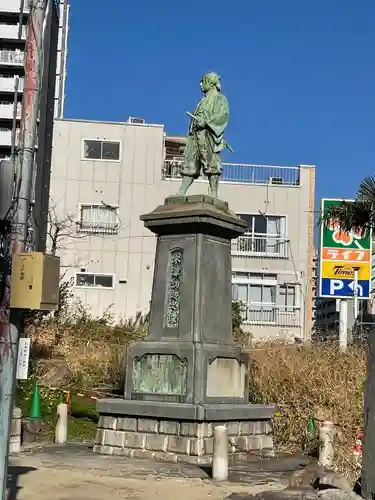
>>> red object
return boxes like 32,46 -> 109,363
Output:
353,429 -> 363,456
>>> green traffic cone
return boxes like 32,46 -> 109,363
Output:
29,380 -> 41,419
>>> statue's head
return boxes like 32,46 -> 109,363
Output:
200,72 -> 221,93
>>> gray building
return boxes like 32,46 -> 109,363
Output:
0,0 -> 69,159
49,118 -> 316,342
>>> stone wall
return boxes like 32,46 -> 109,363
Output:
94,415 -> 274,465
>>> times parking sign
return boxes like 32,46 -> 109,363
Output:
319,198 -> 372,299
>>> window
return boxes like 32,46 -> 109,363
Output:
78,204 -> 119,235
82,139 -> 121,161
234,214 -> 287,257
277,285 -> 296,310
75,273 -> 115,289
232,272 -> 299,326
232,272 -> 277,323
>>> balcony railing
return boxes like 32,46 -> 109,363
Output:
0,50 -> 24,66
242,305 -> 301,327
0,0 -> 30,13
232,234 -> 289,258
0,76 -> 24,93
162,159 -> 301,186
0,24 -> 27,40
0,103 -> 22,119
0,128 -> 20,147
77,221 -> 120,236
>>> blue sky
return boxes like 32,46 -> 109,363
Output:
65,1 -> 375,204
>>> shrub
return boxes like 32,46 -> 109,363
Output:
232,300 -> 252,347
27,298 -> 148,390
249,341 -> 366,479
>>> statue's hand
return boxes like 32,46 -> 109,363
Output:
195,118 -> 206,130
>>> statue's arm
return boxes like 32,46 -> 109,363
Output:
205,95 -> 229,137
194,114 -> 206,130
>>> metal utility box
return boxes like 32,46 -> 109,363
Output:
10,252 -> 60,311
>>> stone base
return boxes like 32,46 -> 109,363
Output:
94,400 -> 275,465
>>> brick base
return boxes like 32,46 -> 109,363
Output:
94,415 -> 274,465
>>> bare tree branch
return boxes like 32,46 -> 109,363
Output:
48,201 -> 87,256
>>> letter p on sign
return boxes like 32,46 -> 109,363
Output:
330,279 -> 344,295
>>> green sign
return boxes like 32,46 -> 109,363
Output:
319,198 -> 372,299
321,199 -> 371,250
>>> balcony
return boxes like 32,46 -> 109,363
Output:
0,76 -> 23,93
162,159 -> 301,186
0,103 -> 21,119
231,234 -> 289,258
0,128 -> 19,146
0,50 -> 24,66
77,204 -> 120,235
0,0 -> 29,13
0,24 -> 27,40
242,305 -> 301,327
77,221 -> 119,236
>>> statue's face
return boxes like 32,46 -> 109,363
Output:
200,77 -> 211,93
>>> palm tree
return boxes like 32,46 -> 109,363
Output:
321,176 -> 375,233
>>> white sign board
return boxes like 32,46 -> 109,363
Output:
16,338 -> 30,380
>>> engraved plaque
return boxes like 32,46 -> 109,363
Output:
132,354 -> 187,395
165,248 -> 183,328
206,357 -> 246,398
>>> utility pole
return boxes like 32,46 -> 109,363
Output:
338,299 -> 348,352
0,1 -> 46,498
353,269 -> 359,320
16,0 -> 45,251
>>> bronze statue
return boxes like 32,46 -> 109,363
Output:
178,72 -> 230,198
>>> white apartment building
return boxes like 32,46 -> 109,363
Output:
0,0 -> 69,158
49,118 -> 316,342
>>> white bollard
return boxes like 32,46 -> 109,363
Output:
212,425 -> 228,481
55,403 -> 68,444
9,407 -> 22,453
319,420 -> 334,468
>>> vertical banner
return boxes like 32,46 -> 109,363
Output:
16,338 -> 30,380
319,198 -> 372,299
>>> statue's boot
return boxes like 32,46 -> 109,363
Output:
178,176 -> 194,196
208,175 -> 219,197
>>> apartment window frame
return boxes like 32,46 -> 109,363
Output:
74,272 -> 115,290
277,284 -> 297,310
77,202 -> 120,235
232,271 -> 299,325
232,272 -> 277,324
81,138 -> 122,162
235,213 -> 288,257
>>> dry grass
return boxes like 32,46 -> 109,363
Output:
27,311 -> 146,390
249,341 -> 366,480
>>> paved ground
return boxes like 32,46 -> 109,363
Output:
7,443 -> 309,500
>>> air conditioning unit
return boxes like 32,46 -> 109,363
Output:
127,117 -> 145,125
269,176 -> 283,185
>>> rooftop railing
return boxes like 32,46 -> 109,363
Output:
162,159 -> 301,186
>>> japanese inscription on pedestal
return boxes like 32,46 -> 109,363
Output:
165,248 -> 183,328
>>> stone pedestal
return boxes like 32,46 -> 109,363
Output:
95,195 -> 275,464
